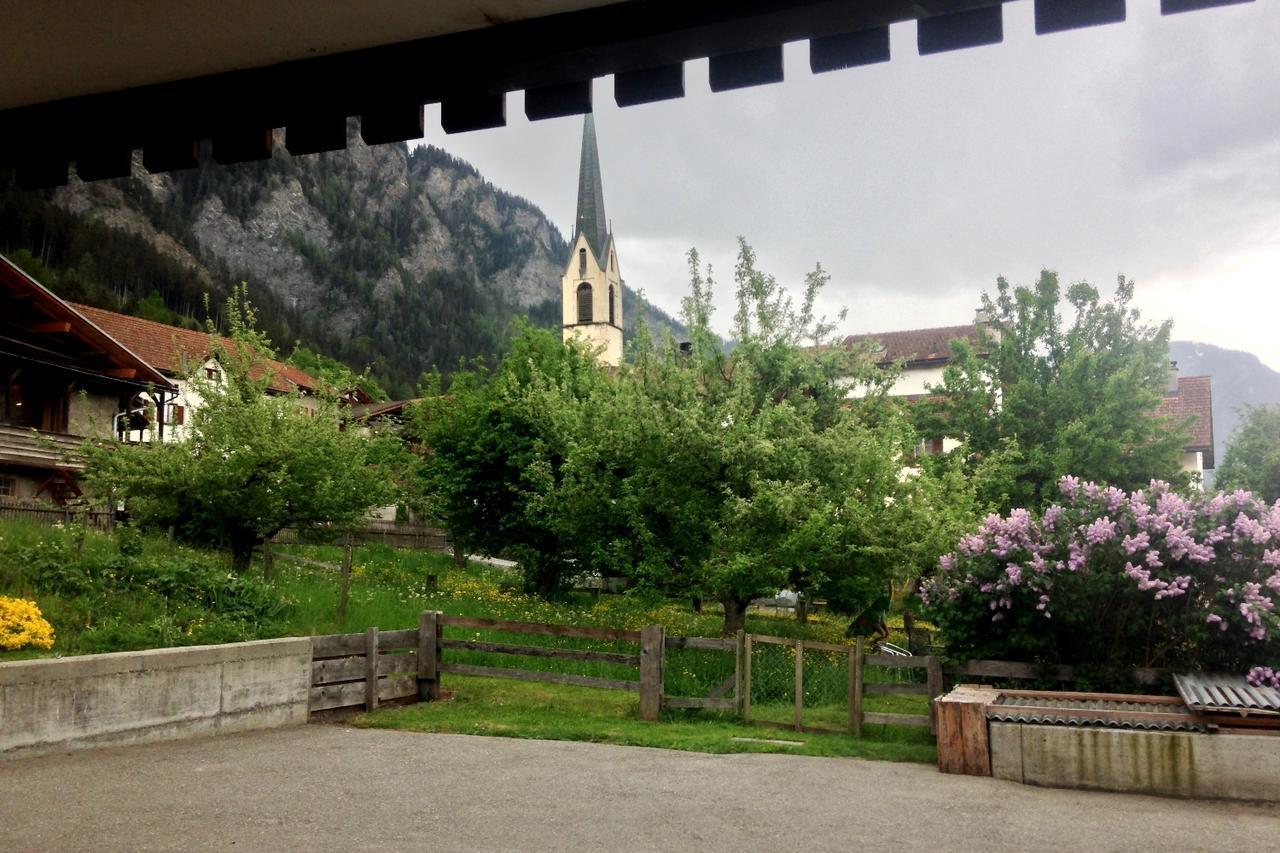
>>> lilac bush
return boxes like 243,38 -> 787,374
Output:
921,477 -> 1280,677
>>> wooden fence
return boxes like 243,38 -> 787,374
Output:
275,520 -> 451,550
0,501 -> 113,531
742,634 -> 942,736
306,611 -> 1161,737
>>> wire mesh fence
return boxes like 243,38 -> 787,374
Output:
799,644 -> 850,732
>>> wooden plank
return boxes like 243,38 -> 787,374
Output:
377,676 -> 419,702
849,642 -> 863,737
312,656 -> 366,686
997,688 -> 1183,705
749,633 -> 797,647
379,652 -> 417,677
865,653 -> 932,669
664,636 -> 736,651
794,640 -> 804,730
379,628 -> 418,650
926,655 -> 944,736
944,659 -> 1073,680
743,634 -> 753,723
364,627 -> 380,711
309,681 -> 365,713
442,614 -> 642,642
663,696 -> 737,710
438,662 -> 640,691
863,682 -> 931,695
312,633 -> 364,658
862,712 -> 932,728
439,638 -> 640,666
420,610 -> 440,701
640,624 -> 665,721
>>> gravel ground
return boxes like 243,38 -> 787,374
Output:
2,726 -> 1276,852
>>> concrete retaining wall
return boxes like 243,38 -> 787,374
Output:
0,637 -> 311,759
991,722 -> 1280,802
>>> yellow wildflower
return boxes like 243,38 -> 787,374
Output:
0,596 -> 56,651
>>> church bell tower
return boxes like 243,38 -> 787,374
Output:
562,114 -> 623,366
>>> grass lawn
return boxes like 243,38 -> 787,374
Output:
354,675 -> 938,764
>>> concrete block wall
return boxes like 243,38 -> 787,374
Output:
0,637 -> 311,759
991,722 -> 1280,802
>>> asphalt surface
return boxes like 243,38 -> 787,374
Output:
2,726 -> 1277,852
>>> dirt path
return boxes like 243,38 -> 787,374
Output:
2,727 -> 1275,852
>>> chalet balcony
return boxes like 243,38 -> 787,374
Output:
0,423 -> 85,471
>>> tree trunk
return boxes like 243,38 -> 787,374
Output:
721,595 -> 749,636
452,541 -> 466,568
691,596 -> 703,614
230,533 -> 258,573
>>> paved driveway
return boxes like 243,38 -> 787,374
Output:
2,727 -> 1276,852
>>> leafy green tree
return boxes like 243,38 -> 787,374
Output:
82,289 -> 399,571
916,271 -> 1191,513
551,241 -> 975,633
287,345 -> 390,402
1215,405 -> 1280,502
411,324 -> 610,595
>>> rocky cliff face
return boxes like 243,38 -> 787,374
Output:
35,126 -> 682,396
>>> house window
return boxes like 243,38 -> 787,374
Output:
608,285 -> 615,325
206,366 -> 221,381
0,476 -> 15,498
578,248 -> 587,277
577,283 -> 593,324
166,403 -> 186,426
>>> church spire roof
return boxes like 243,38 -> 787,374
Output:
575,114 -> 609,263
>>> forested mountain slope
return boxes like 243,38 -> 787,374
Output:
0,127 -> 686,397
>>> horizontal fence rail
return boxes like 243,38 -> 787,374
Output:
310,627 -> 421,713
0,502 -> 113,531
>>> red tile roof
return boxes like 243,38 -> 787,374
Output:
842,324 -> 985,365
1156,375 -> 1214,467
70,303 -> 321,394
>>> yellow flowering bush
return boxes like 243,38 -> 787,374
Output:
0,596 -> 56,650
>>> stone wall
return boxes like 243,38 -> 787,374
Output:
0,637 -> 311,759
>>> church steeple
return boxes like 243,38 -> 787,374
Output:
575,114 -> 609,263
562,114 -> 623,367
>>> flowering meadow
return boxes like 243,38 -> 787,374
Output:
922,477 -> 1280,679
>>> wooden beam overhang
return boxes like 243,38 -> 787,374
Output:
0,0 -> 1255,188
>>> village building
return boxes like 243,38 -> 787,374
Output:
67,303 -> 325,444
562,115 -> 623,368
841,319 -> 1215,484
0,254 -> 174,504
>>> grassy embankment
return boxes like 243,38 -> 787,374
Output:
0,521 -> 936,762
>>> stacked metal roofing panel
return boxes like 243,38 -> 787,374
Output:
1174,673 -> 1280,717
986,693 -> 1207,732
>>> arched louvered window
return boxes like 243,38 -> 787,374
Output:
578,248 -> 587,277
577,282 -> 593,324
608,285 -> 615,325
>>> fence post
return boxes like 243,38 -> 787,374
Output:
794,640 -> 804,731
734,630 -> 745,716
365,626 -> 380,711
639,624 -> 665,721
418,610 -> 441,701
849,637 -> 864,737
926,654 -> 943,735
743,634 -> 753,723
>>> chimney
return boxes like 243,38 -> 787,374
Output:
974,307 -> 990,326
1166,361 -> 1179,395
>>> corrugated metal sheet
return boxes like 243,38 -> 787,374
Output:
1174,673 -> 1280,716
986,694 -> 1207,732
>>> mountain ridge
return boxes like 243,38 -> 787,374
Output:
0,127 -> 687,397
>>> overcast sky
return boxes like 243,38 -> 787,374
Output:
415,1 -> 1280,370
